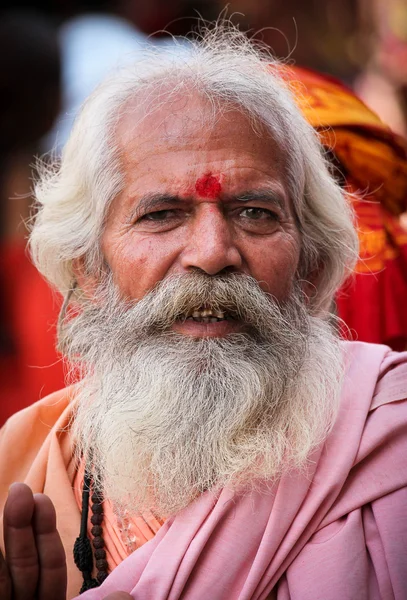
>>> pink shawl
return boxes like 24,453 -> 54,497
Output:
79,342 -> 407,600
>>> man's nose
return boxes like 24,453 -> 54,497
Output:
180,208 -> 243,275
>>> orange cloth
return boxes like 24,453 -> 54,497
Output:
0,388 -> 81,598
283,66 -> 407,349
285,66 -> 407,215
73,461 -> 164,573
0,386 -> 164,598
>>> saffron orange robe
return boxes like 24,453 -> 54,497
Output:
0,385 -> 163,598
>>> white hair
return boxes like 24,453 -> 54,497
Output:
30,25 -> 358,315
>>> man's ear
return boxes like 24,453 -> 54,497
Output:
72,257 -> 100,301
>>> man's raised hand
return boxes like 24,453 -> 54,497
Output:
0,484 -> 133,600
0,482 -> 67,600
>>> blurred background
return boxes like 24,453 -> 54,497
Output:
1,0 -> 407,423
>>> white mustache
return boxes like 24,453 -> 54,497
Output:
62,272 -> 309,360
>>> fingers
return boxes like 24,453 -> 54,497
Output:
103,594 -> 133,600
0,547 -> 12,600
4,484 -> 67,600
3,482 -> 38,600
32,493 -> 67,600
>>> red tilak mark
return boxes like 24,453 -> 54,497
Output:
194,174 -> 222,199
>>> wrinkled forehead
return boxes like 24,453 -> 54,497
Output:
118,91 -> 214,144
114,88 -> 287,169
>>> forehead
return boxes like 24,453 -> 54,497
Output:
115,91 -> 289,199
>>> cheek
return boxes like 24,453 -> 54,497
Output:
105,235 -> 181,299
247,242 -> 300,298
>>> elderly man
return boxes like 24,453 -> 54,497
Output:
0,28 -> 406,600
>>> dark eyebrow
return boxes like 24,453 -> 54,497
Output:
131,193 -> 184,221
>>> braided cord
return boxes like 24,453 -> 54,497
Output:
73,470 -> 100,592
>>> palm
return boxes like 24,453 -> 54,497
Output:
0,483 -> 131,600
0,482 -> 66,599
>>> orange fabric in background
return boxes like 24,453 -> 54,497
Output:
285,66 -> 407,214
284,66 -> 407,350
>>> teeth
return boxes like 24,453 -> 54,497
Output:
191,308 -> 225,319
192,316 -> 223,323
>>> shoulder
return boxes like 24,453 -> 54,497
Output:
356,342 -> 407,473
340,339 -> 407,458
340,340 -> 407,407
371,345 -> 407,409
0,386 -> 77,495
0,385 -> 76,441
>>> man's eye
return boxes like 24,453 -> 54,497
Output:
239,207 -> 278,220
141,210 -> 176,222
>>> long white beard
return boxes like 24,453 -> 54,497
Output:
65,273 -> 344,517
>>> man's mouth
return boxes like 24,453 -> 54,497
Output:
182,308 -> 234,323
171,306 -> 244,338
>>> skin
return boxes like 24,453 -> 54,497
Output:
96,94 -> 301,338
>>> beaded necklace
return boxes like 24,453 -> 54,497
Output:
73,470 -> 108,592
